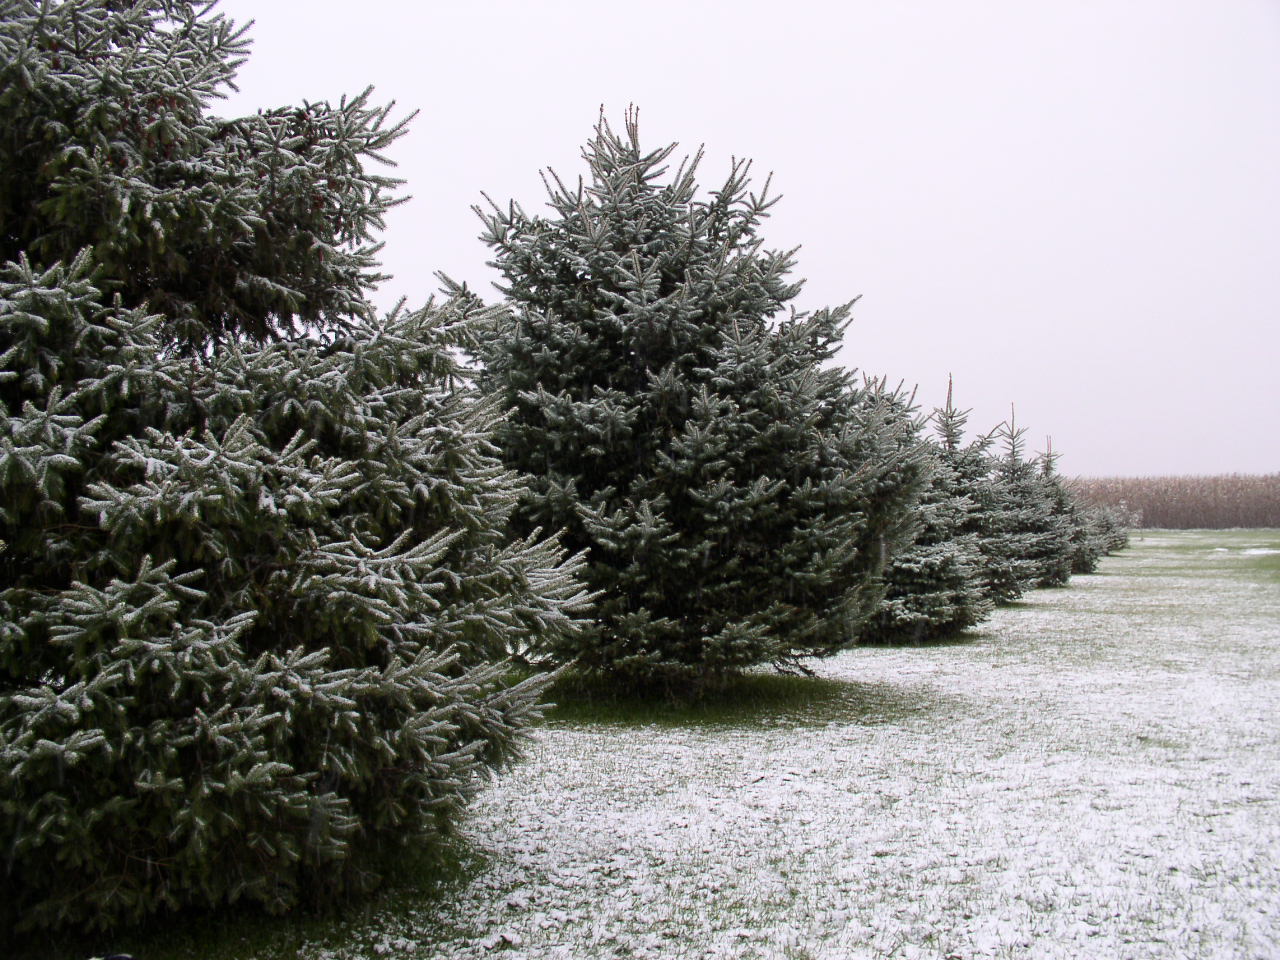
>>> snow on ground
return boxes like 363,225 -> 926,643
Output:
304,530 -> 1280,960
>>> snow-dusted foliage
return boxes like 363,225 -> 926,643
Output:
1077,500 -> 1133,557
0,257 -> 589,932
0,1 -> 590,933
0,0 -> 404,347
917,393 -> 1123,607
859,391 -> 993,644
1038,443 -> 1108,575
914,389 -> 1028,607
473,112 -> 926,687
992,419 -> 1073,590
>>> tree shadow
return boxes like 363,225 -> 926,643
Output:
6,836 -> 487,960
540,669 -> 950,729
857,627 -> 985,649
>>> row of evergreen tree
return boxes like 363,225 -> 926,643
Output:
467,112 -> 1128,679
0,2 -> 1126,935
864,395 -> 1129,646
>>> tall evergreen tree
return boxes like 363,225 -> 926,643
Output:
473,111 -> 925,687
1,2 -> 590,932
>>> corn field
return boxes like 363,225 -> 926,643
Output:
1070,474 -> 1280,529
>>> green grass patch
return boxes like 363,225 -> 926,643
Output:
1115,529 -> 1280,581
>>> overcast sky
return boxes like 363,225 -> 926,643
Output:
211,0 -> 1279,477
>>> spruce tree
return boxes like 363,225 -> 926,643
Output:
859,387 -> 992,644
1,2 -> 590,932
924,384 -> 1027,606
1,0 -> 403,347
1037,442 -> 1131,574
992,415 -> 1073,590
473,111 -> 925,687
1078,498 -> 1133,557
1038,439 -> 1102,575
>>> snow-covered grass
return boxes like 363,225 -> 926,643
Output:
75,529 -> 1280,960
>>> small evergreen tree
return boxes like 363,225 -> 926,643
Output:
1038,439 -> 1103,575
993,416 -> 1073,589
926,384 -> 1028,606
1,2 -> 590,932
858,389 -> 992,644
1077,497 -> 1134,556
473,111 -> 925,688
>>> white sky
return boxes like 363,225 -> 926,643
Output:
211,0 -> 1280,477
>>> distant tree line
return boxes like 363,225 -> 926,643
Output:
0,2 -> 1129,937
1072,474 -> 1280,529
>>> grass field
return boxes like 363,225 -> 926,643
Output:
67,530 -> 1280,960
